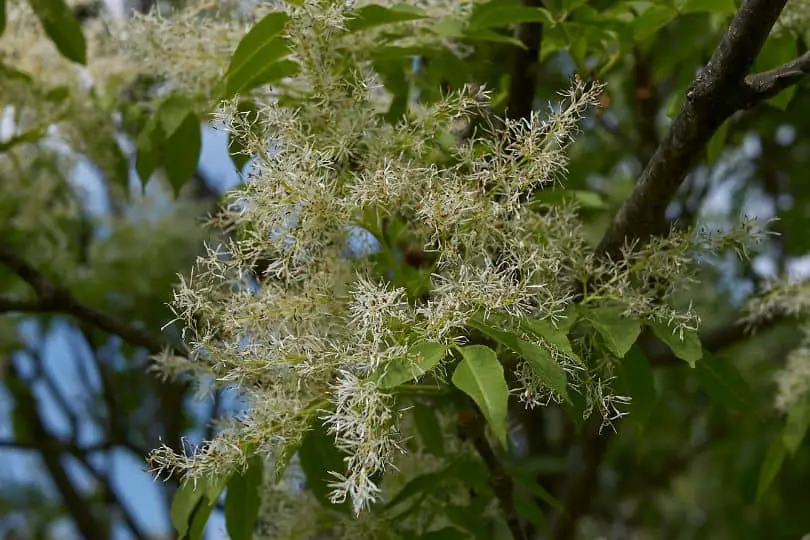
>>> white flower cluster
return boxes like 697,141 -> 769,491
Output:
151,0 -> 752,517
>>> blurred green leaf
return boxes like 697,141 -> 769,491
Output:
418,527 -> 470,540
756,437 -> 786,501
413,402 -> 445,456
468,2 -> 555,30
163,113 -> 201,196
0,0 -> 5,37
171,475 -> 229,540
618,345 -> 656,431
452,345 -> 510,446
706,118 -> 729,165
679,0 -> 736,14
695,355 -> 758,413
298,416 -> 351,513
224,456 -> 264,540
225,12 -> 291,97
782,394 -> 810,455
28,0 -> 86,64
346,4 -> 428,32
135,121 -> 160,187
649,321 -> 703,367
632,5 -> 678,42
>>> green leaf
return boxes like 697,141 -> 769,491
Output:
378,341 -> 447,389
245,58 -> 301,93
754,34 -> 798,110
464,28 -> 526,48
28,0 -> 87,64
581,306 -> 641,358
428,18 -> 466,39
135,123 -> 159,187
171,481 -> 205,538
224,456 -> 264,540
418,527 -> 470,540
225,11 -> 290,97
413,402 -> 445,456
632,5 -> 677,42
756,437 -> 786,501
171,475 -> 229,540
695,355 -> 758,413
649,321 -> 702,368
468,5 -> 555,30
298,417 -> 351,513
0,0 -> 6,37
519,317 -> 578,362
706,118 -> 729,165
345,4 -> 429,32
783,394 -> 810,455
513,490 -> 546,531
228,100 -> 259,172
617,345 -> 656,431
452,345 -> 510,446
469,319 -> 568,399
385,470 -> 446,509
532,189 -> 607,209
158,95 -> 196,139
679,0 -> 737,14
163,113 -> 202,197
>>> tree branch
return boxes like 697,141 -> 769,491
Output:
0,241 -> 184,356
597,0 -> 791,259
6,359 -> 108,540
506,0 -> 544,121
458,407 -> 526,540
549,417 -> 610,540
742,50 -> 810,106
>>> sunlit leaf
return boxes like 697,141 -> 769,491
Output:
226,12 -> 291,97
469,319 -> 568,399
345,4 -> 428,32
378,341 -> 447,389
452,345 -> 510,446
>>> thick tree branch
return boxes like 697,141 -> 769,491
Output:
597,0 -> 791,259
0,242 -> 184,356
506,0 -> 544,121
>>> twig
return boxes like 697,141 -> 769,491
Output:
597,0 -> 795,259
743,50 -> 810,106
458,407 -> 526,540
0,241 -> 185,356
6,359 -> 108,540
